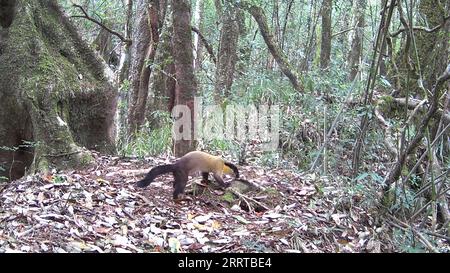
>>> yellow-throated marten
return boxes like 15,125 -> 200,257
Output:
136,151 -> 239,199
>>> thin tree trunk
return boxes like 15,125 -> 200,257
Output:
267,0 -> 280,70
280,0 -> 294,51
128,0 -> 151,135
320,0 -> 332,70
147,2 -> 172,125
128,0 -> 161,135
239,2 -> 303,92
299,0 -> 319,72
117,0 -> 133,145
348,0 -> 366,80
193,0 -> 204,71
118,0 -> 133,85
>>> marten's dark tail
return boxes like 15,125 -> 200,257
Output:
136,164 -> 177,188
224,162 -> 239,179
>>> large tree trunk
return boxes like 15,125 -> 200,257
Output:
215,3 -> 240,101
171,0 -> 197,157
416,0 -> 450,91
0,0 -> 117,180
240,2 -> 303,92
320,0 -> 332,70
348,0 -> 366,81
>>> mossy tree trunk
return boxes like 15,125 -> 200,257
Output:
416,0 -> 449,91
0,0 -> 117,180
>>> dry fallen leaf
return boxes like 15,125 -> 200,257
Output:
168,237 -> 181,253
194,214 -> 212,223
95,227 -> 112,234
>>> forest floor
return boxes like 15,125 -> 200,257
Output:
0,151 -> 431,253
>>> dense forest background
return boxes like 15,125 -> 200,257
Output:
0,0 -> 449,253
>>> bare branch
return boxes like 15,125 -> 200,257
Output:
331,25 -> 359,38
390,15 -> 450,37
191,26 -> 217,64
72,4 -> 131,45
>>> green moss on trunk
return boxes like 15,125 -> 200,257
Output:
0,0 -> 117,178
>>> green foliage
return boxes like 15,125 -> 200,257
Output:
119,111 -> 173,157
119,80 -> 130,96
408,174 -> 421,188
263,186 -> 280,197
391,186 -> 415,211
355,172 -> 384,185
347,172 -> 384,208
258,151 -> 281,168
393,229 -> 427,253
221,192 -> 236,203
204,139 -> 237,153
52,174 -> 67,184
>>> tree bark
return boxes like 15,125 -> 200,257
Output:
0,0 -> 117,180
214,0 -> 223,25
93,22 -> 114,65
416,0 -> 450,91
147,3 -> 173,126
239,2 -> 303,92
128,0 -> 161,136
348,0 -> 366,80
320,0 -> 332,70
127,0 -> 151,135
215,3 -> 240,100
117,0 -> 133,145
171,0 -> 197,157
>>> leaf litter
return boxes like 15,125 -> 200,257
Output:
0,152 -> 408,253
